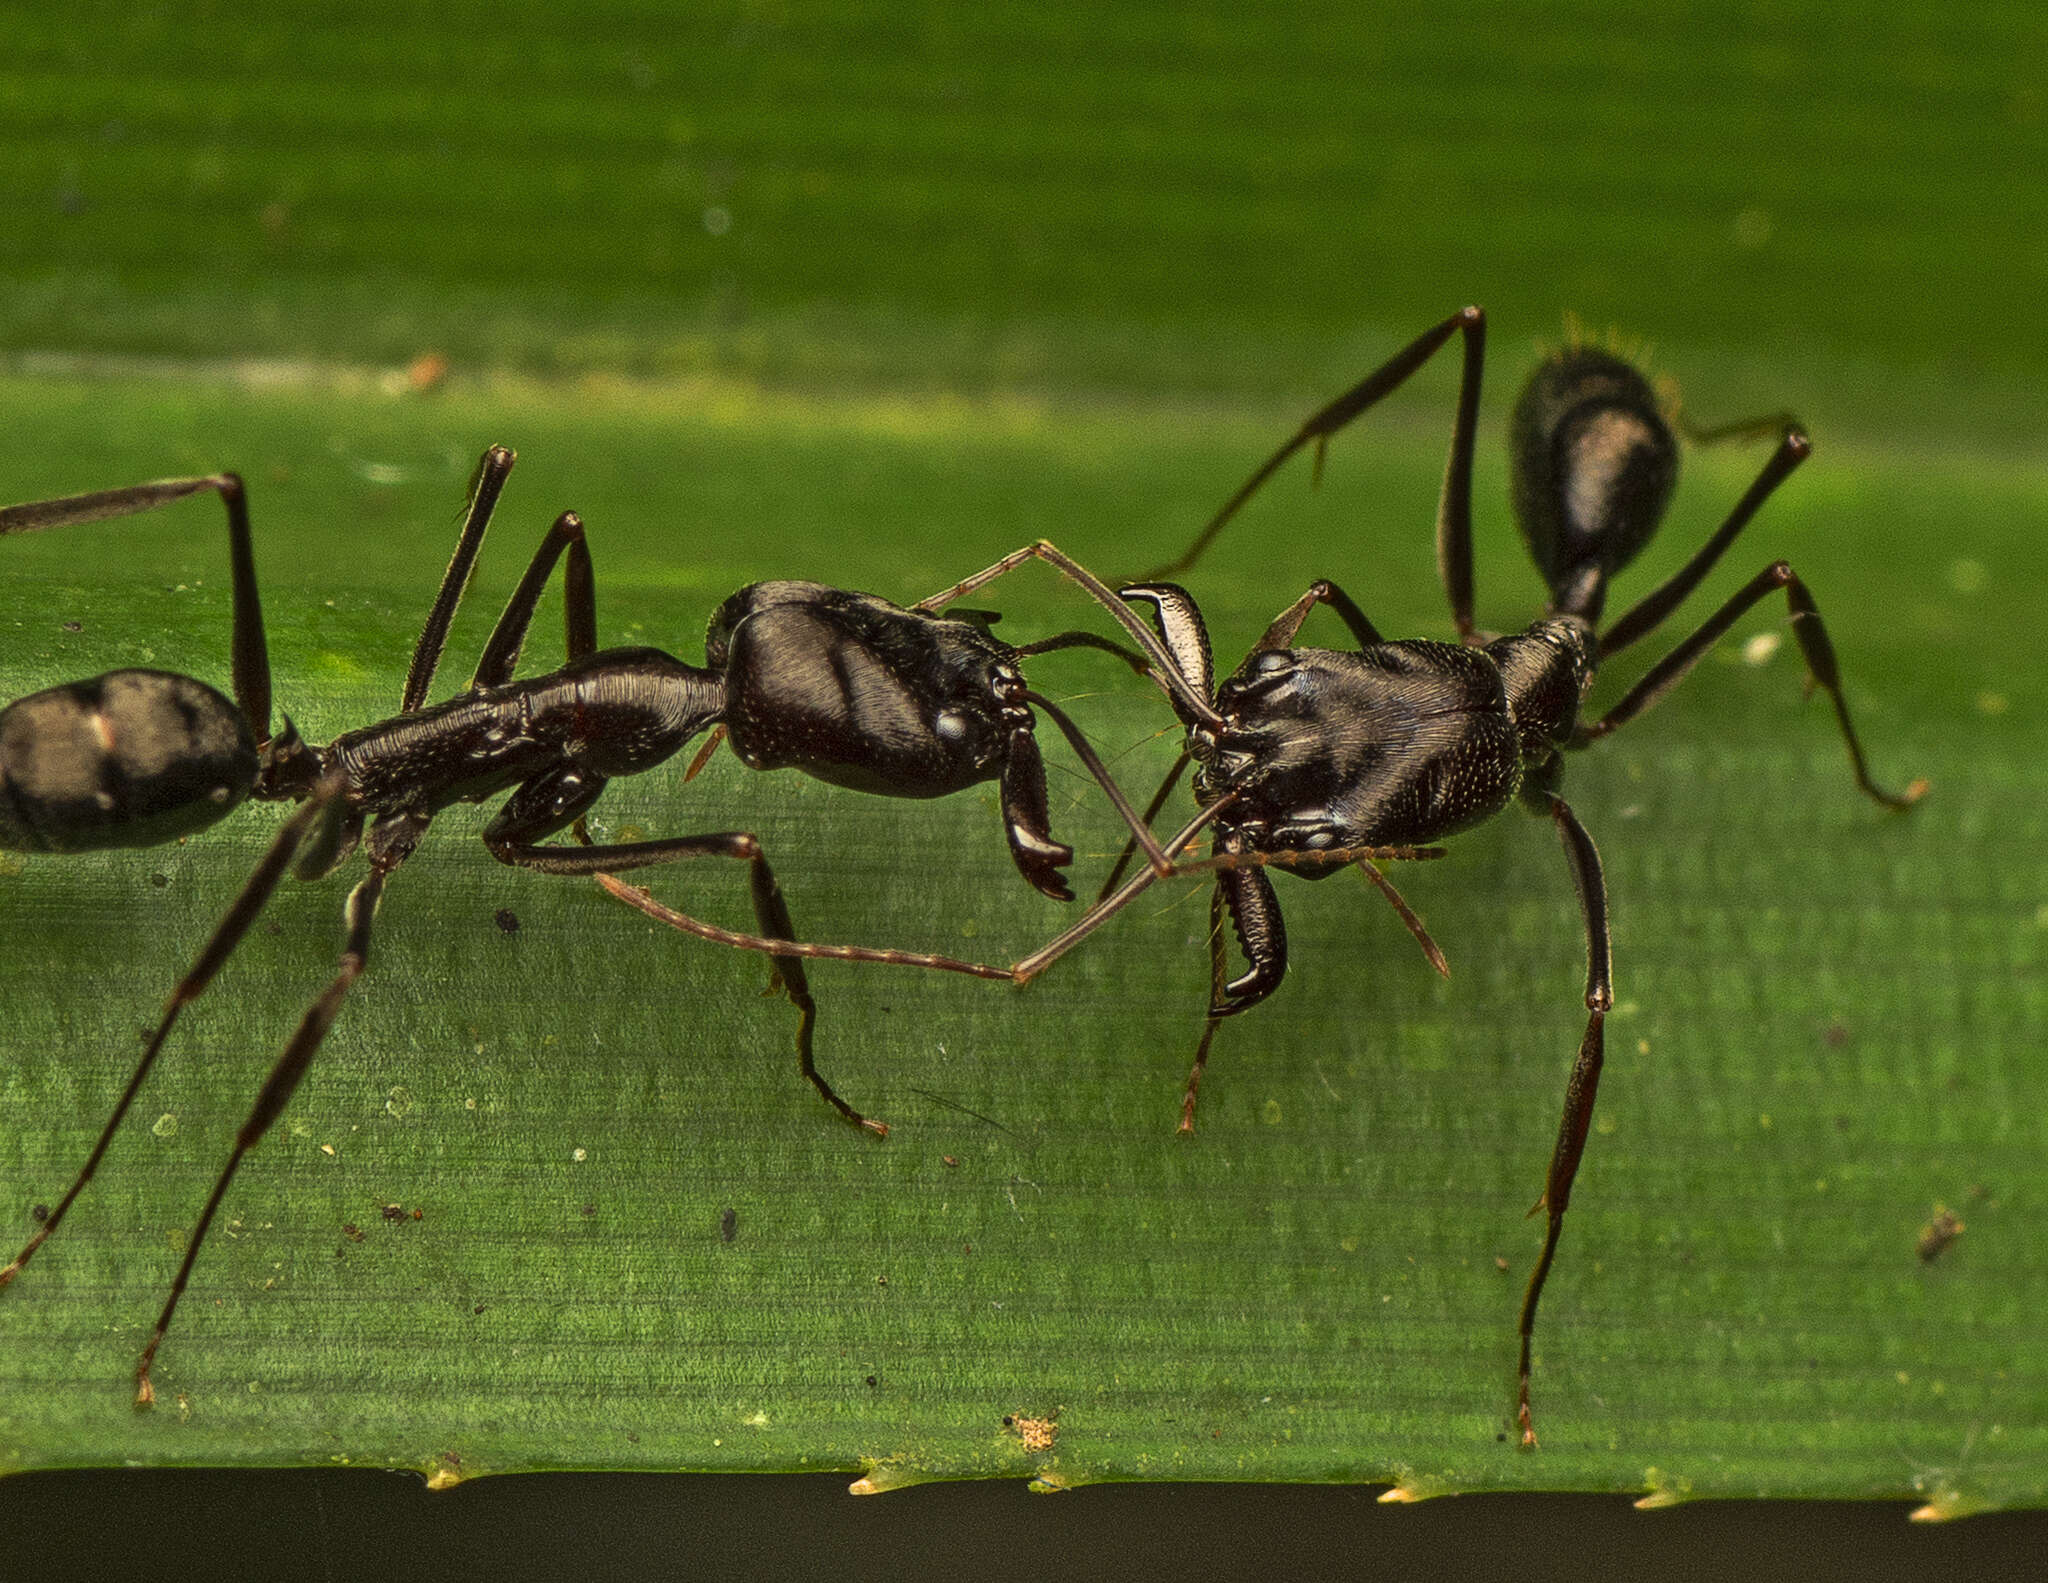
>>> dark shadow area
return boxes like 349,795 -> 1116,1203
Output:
2,1467 -> 2042,1583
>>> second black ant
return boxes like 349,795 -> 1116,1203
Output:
1098,306 -> 1925,1446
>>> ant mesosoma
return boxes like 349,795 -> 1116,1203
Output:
1098,306 -> 1926,1447
0,448 -> 1214,1404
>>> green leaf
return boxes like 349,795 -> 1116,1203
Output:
0,0 -> 2043,1510
1,365 -> 2039,1507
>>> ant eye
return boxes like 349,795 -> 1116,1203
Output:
1249,651 -> 1292,675
933,710 -> 970,742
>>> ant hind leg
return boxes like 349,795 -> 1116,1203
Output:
1,472 -> 272,742
1,779 -> 350,1295
1579,560 -> 1927,810
132,803 -> 413,1407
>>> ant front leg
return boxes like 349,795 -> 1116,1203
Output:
577,798 -> 1243,1109
1516,791 -> 1613,1450
1,472 -> 272,741
912,540 -> 1224,729
1579,560 -> 1928,810
483,775 -> 890,1135
1166,841 -> 1451,1133
1180,884 -> 1234,1135
1176,861 -> 1287,1134
1250,580 -> 1385,653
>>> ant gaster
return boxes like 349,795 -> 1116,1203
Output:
1,450 -> 1193,1403
1113,307 -> 1925,1447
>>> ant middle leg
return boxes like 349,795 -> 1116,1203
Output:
1166,843 -> 1450,1134
1515,791 -> 1613,1450
511,798 -> 1256,1134
471,511 -> 597,689
1576,560 -> 1928,810
1594,428 -> 1808,660
574,799 -> 1249,1111
1251,579 -> 1385,652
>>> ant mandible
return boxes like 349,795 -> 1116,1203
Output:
1103,306 -> 1926,1447
0,448 -> 1204,1404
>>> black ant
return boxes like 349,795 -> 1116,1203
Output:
0,449 -> 1210,1404
1097,306 -> 1925,1447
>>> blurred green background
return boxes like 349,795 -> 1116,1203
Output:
1,0 -> 2043,1522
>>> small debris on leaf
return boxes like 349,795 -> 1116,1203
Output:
1918,1206 -> 1964,1263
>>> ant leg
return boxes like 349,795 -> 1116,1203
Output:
1165,838 -> 1454,1134
911,541 -> 1223,729
1138,307 -> 1486,642
1517,793 -> 1613,1450
485,777 -> 898,1133
1251,580 -> 1385,652
1180,884 -> 1232,1134
1095,751 -> 1191,903
1597,429 -> 1807,661
2,472 -> 271,742
1578,560 -> 1927,809
506,829 -> 885,1133
1177,838 -> 1453,962
582,798 -> 1235,991
133,810 -> 421,1407
1020,690 -> 1176,877
1172,862 -> 1288,1133
586,802 -> 1433,1097
400,446 -> 517,711
1011,819 -> 1445,985
1677,409 -> 1805,446
1008,628 -> 1153,676
471,511 -> 597,689
512,797 -> 1249,1133
0,779 -> 349,1291
1355,859 -> 1450,979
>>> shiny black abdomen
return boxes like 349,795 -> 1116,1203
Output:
1509,346 -> 1678,620
0,669 -> 258,852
